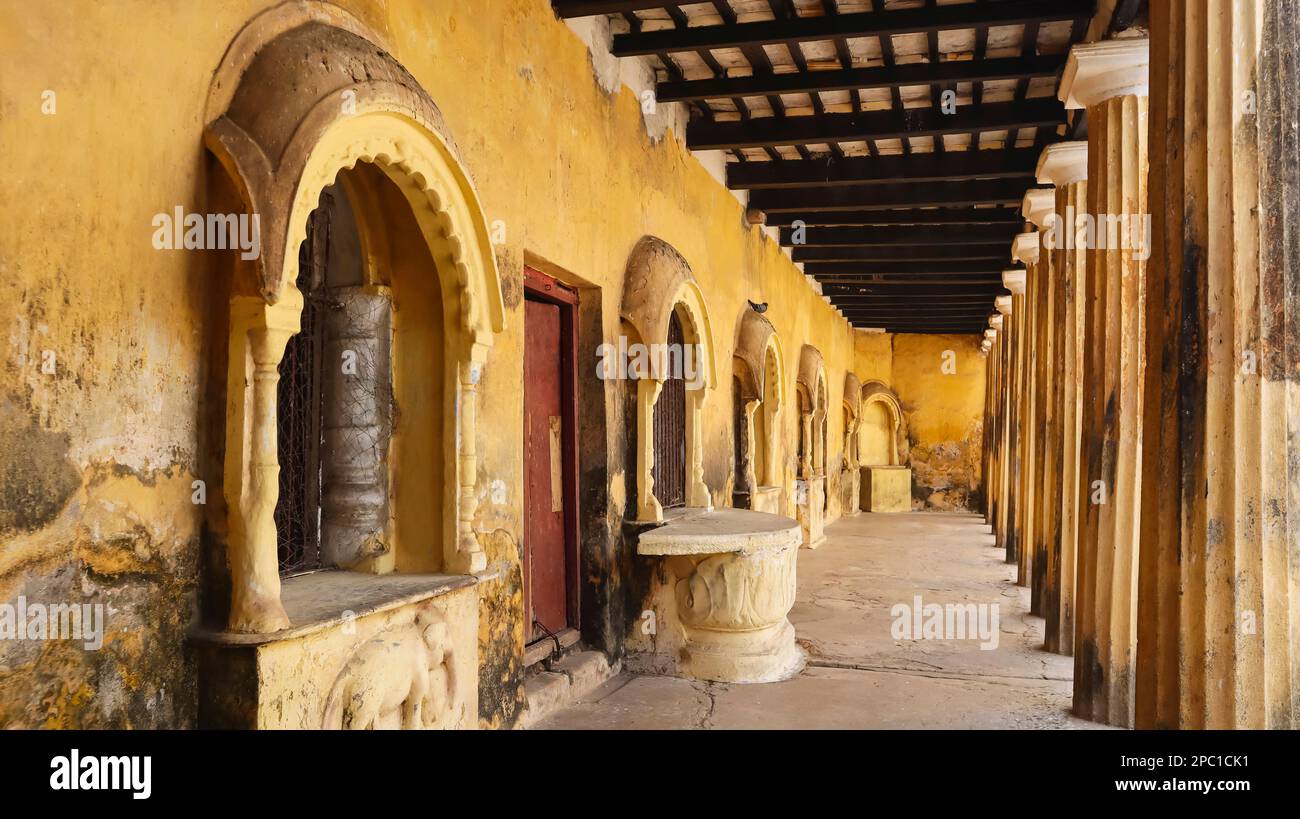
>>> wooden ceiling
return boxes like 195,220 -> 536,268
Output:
553,0 -> 1095,333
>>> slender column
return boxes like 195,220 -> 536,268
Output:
1014,200 -> 1051,591
1038,141 -> 1089,655
224,291 -> 302,633
1138,0 -> 1300,729
1022,198 -> 1057,614
635,378 -> 665,522
1001,269 -> 1027,565
991,294 -> 1013,550
451,355 -> 489,573
1062,37 -> 1150,727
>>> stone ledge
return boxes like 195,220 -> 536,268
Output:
636,508 -> 801,556
192,571 -> 479,646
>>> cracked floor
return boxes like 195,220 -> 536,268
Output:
534,511 -> 1103,729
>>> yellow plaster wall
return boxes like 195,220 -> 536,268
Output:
889,334 -> 987,509
0,0 -> 985,727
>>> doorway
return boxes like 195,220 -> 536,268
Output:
523,267 -> 580,645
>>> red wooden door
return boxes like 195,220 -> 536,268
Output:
524,295 -> 571,641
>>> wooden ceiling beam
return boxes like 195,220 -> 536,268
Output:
751,178 -> 1037,212
727,148 -> 1040,189
611,0 -> 1095,55
658,55 -> 1065,103
781,223 -> 1021,246
688,99 -> 1066,151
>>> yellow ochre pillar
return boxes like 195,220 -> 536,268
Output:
1137,0 -> 1300,729
1061,36 -> 1150,727
1037,141 -> 1089,656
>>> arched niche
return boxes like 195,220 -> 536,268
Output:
620,237 -> 717,522
842,372 -> 862,469
796,345 -> 828,480
858,380 -> 907,467
731,309 -> 785,507
206,11 -> 505,633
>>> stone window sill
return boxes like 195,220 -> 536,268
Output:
192,571 -> 480,646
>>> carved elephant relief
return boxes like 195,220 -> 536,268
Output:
322,606 -> 460,729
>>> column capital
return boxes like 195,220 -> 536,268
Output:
994,295 -> 1013,315
983,328 -> 997,342
1037,140 -> 1089,186
1012,231 -> 1041,265
1021,188 -> 1055,229
989,313 -> 1004,330
1002,269 -> 1027,294
1059,37 -> 1150,109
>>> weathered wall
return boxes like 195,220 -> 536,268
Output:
890,335 -> 987,509
0,0 -> 984,727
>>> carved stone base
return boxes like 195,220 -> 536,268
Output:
751,485 -> 783,515
194,573 -> 479,729
635,509 -> 804,684
796,476 -> 826,548
861,466 -> 912,513
680,619 -> 804,684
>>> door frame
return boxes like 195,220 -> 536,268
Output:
522,266 -> 581,640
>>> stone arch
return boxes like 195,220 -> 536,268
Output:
859,380 -> 907,467
620,237 -> 717,521
796,345 -> 828,478
842,372 -> 862,468
207,12 -> 504,632
732,309 -> 785,506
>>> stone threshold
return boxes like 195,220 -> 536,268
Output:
191,570 -> 482,646
520,650 -> 620,728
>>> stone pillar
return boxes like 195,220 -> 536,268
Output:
223,291 -> 301,633
1061,37 -> 1150,727
1037,141 -> 1089,656
1137,0 -> 1300,729
1013,199 -> 1050,592
1021,194 -> 1056,614
990,294 -> 1013,549
450,355 -> 489,573
1000,268 -> 1027,565
635,378 -> 665,522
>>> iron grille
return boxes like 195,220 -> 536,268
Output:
274,208 -> 328,574
652,311 -> 686,508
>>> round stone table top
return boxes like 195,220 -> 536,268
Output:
636,508 -> 801,556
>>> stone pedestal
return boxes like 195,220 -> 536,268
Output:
860,466 -> 911,513
636,509 -> 804,684
795,476 -> 826,548
751,485 -> 783,515
194,573 -> 480,729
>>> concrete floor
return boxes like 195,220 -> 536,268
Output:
535,512 -> 1101,729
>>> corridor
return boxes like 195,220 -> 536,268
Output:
537,513 -> 1096,730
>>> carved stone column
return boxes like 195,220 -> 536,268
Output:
1037,141 -> 1089,656
635,378 -> 665,522
224,292 -> 302,633
320,287 -> 393,569
450,354 -> 489,573
1061,37 -> 1149,727
1137,0 -> 1300,728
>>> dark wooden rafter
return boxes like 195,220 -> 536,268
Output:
609,0 -> 1094,55
656,55 -> 1065,103
554,0 -> 1094,330
688,99 -> 1066,150
781,223 -> 1021,247
764,207 -> 1021,227
750,179 -> 1041,213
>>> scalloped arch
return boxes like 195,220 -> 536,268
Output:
203,17 -> 504,347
